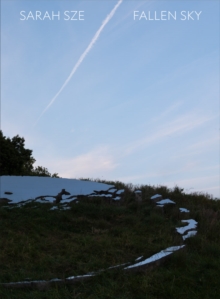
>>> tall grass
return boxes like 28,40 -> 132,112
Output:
0,180 -> 220,298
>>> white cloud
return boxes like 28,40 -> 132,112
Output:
115,174 -> 149,183
35,0 -> 123,125
185,136 -> 219,151
163,175 -> 220,199
46,147 -> 118,179
152,101 -> 183,122
169,135 -> 219,161
125,112 -> 213,155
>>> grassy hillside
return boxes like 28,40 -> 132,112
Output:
0,180 -> 220,299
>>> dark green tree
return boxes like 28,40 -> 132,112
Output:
31,166 -> 59,178
0,130 -> 59,177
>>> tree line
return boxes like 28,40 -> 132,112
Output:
0,130 -> 59,177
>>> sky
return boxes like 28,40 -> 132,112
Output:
1,0 -> 219,199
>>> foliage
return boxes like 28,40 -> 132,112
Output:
30,166 -> 59,178
0,130 -> 34,176
0,130 -> 59,177
0,180 -> 220,298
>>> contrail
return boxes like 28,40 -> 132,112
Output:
34,0 -> 123,126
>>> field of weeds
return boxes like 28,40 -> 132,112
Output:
0,181 -> 220,299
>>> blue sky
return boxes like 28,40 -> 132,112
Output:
1,0 -> 219,198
